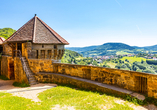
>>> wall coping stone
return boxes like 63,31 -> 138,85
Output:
53,62 -> 157,76
37,72 -> 133,94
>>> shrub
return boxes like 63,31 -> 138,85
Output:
13,81 -> 30,87
146,60 -> 157,65
0,75 -> 9,80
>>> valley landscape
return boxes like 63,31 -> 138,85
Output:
1,0 -> 157,109
1,28 -> 157,75
65,42 -> 157,75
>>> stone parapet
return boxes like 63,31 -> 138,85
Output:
35,72 -> 130,96
28,59 -> 53,74
52,63 -> 157,99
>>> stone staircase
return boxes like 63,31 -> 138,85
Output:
20,57 -> 38,85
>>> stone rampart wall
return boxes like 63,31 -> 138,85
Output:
1,56 -> 156,98
36,73 -> 127,96
28,59 -> 53,74
52,63 -> 157,98
1,56 -> 13,79
26,59 -> 157,98
1,56 -> 28,83
3,44 -> 12,56
14,57 -> 28,83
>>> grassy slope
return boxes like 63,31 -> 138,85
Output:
121,56 -> 146,63
116,51 -> 130,55
107,62 -> 117,68
0,86 -> 142,110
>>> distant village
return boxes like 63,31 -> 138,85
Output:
87,53 -> 157,65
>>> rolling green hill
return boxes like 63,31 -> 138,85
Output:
61,49 -> 82,63
133,45 -> 157,51
66,43 -> 157,57
66,45 -> 99,53
81,43 -> 136,56
96,43 -> 135,50
0,28 -> 16,39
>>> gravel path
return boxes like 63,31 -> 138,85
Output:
0,79 -> 57,102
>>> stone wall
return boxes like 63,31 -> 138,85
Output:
26,59 -> 157,98
1,56 -> 14,79
14,57 -> 28,83
52,63 -> 157,98
35,73 -> 127,96
1,54 -> 157,98
1,56 -> 28,83
3,44 -> 12,56
28,59 -> 53,74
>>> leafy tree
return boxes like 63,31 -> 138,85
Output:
142,69 -> 152,74
121,64 -> 127,68
132,65 -> 139,71
125,63 -> 131,70
0,28 -> 16,39
141,60 -> 144,64
115,64 -> 121,69
92,60 -> 98,66
146,60 -> 157,65
125,59 -> 129,62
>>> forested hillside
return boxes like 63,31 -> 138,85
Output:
61,49 -> 83,64
66,46 -> 98,53
67,43 -> 157,56
0,28 -> 16,39
61,50 -> 157,74
81,43 -> 137,56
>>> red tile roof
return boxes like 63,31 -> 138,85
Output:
0,37 -> 5,44
5,15 -> 69,45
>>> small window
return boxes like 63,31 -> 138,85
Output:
54,45 -> 57,49
42,45 -> 44,48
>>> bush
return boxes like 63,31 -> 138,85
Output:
115,64 -> 121,69
136,64 -> 146,70
142,69 -> 152,74
125,63 -> 131,70
146,60 -> 157,65
13,81 -> 30,87
0,75 -> 9,80
121,64 -> 127,68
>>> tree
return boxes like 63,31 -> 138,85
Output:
92,60 -> 98,66
141,60 -> 144,64
115,64 -> 121,69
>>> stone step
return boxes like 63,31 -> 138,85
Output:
29,80 -> 38,85
29,79 -> 37,84
26,70 -> 33,73
29,77 -> 36,81
20,57 -> 38,85
23,63 -> 29,67
29,81 -> 38,85
28,74 -> 35,77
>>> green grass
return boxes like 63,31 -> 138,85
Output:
75,56 -> 85,60
0,92 -> 42,110
107,62 -> 117,68
0,86 -> 134,110
121,56 -> 146,63
13,81 -> 30,87
1,83 -> 157,110
0,75 -> 9,80
116,51 -> 130,55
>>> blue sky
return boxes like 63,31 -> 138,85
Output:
0,0 -> 157,47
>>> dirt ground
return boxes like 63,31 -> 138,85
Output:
0,79 -> 57,102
